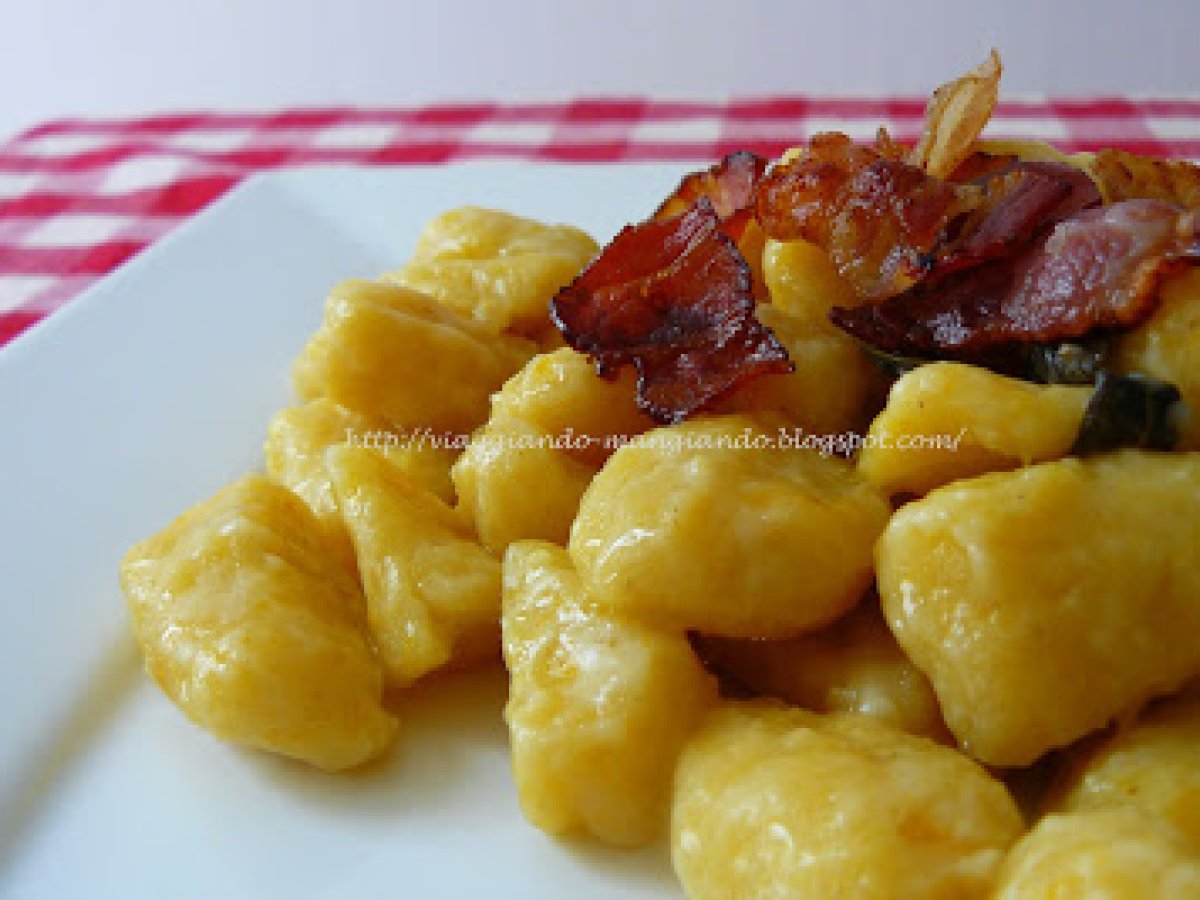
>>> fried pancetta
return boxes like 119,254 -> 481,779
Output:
755,134 -> 966,298
831,200 -> 1200,353
551,199 -> 792,424
653,150 -> 768,241
1087,148 -> 1200,209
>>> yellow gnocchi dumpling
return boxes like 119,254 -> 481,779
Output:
721,304 -> 886,437
1051,685 -> 1200,847
720,239 -> 883,436
120,475 -> 397,771
452,416 -> 595,555
671,703 -> 1023,899
328,445 -> 500,688
760,238 -> 863,327
487,347 -> 645,468
993,808 -> 1200,899
570,416 -> 890,638
293,279 -> 534,435
1116,267 -> 1200,449
387,206 -> 599,339
453,349 -> 646,555
877,452 -> 1200,767
265,398 -> 457,522
697,598 -> 947,740
858,362 -> 1090,496
502,542 -> 715,847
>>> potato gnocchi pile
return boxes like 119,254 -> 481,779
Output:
123,60 -> 1200,898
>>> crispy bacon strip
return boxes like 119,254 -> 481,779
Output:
947,149 -> 1018,183
653,151 -> 768,241
755,134 -> 903,241
937,161 -> 1100,274
756,133 -> 967,298
1086,148 -> 1200,209
551,199 -> 792,424
756,129 -> 1099,300
910,50 -> 1003,179
831,200 -> 1200,353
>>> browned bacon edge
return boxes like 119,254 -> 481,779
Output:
831,200 -> 1200,354
551,198 -> 792,424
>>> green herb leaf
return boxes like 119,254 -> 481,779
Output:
861,345 -> 931,378
1027,339 -> 1111,386
1070,372 -> 1183,456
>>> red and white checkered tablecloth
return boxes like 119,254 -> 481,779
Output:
2,97 -> 1199,348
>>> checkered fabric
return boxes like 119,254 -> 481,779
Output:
2,98 -> 1199,347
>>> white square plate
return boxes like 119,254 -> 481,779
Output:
0,163 -> 693,899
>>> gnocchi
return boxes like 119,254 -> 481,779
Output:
502,542 -> 715,846
1116,267 -> 1200,449
117,64 -> 1200,897
696,598 -> 948,740
877,451 -> 1200,766
760,237 -> 863,327
570,415 -> 891,638
1050,684 -> 1200,847
121,475 -> 397,770
451,347 -> 646,555
672,703 -> 1023,899
858,362 -> 1091,496
387,206 -> 598,341
328,444 -> 500,688
993,808 -> 1200,899
293,279 -> 534,435
265,398 -> 457,529
452,415 -> 595,554
720,304 -> 886,438
486,347 -> 644,468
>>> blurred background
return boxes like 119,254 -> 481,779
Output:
4,0 -> 1198,140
